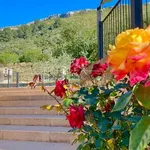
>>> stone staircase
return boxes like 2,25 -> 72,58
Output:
0,87 -> 77,150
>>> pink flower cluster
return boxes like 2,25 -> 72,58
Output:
70,57 -> 89,75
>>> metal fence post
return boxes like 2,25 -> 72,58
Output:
131,0 -> 143,28
7,70 -> 10,88
97,6 -> 103,59
16,72 -> 19,88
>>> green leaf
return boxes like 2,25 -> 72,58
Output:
129,116 -> 150,150
84,95 -> 98,105
112,125 -> 121,130
106,111 -> 122,119
134,84 -> 150,109
93,110 -> 102,119
77,144 -> 84,150
112,91 -> 132,112
91,87 -> 99,96
100,87 -> 114,96
82,144 -> 90,150
63,98 -> 73,107
78,133 -> 86,142
95,138 -> 104,149
121,131 -> 130,147
111,119 -> 120,130
98,118 -> 111,132
114,83 -> 129,91
82,87 -> 99,105
79,87 -> 88,95
83,125 -> 93,132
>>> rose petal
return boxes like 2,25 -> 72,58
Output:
145,80 -> 150,87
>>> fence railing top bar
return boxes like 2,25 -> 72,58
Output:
97,5 -> 101,10
102,0 -> 121,23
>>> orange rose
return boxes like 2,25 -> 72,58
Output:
107,26 -> 150,86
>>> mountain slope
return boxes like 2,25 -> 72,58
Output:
0,10 -> 99,66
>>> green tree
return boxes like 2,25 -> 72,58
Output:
19,49 -> 48,62
0,28 -> 13,42
0,52 -> 18,65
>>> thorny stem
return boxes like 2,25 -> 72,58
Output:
49,93 -> 69,115
43,86 -> 69,115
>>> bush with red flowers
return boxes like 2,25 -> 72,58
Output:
54,79 -> 68,98
41,27 -> 150,150
67,105 -> 85,129
91,62 -> 108,77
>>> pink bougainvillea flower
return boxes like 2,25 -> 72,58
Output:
70,57 -> 89,75
107,27 -> 150,86
54,79 -> 68,98
67,105 -> 85,129
91,62 -> 108,78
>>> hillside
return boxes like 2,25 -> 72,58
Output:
0,6 -> 149,81
0,10 -> 99,66
0,9 -> 103,81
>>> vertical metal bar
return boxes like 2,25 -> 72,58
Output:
117,4 -> 120,34
112,10 -> 115,39
131,0 -> 143,28
128,0 -> 131,28
16,72 -> 19,88
120,2 -> 122,32
99,22 -> 104,59
115,7 -> 118,36
125,0 -> 127,28
123,0 -> 125,30
97,6 -> 103,59
106,18 -> 108,51
110,13 -> 112,44
146,0 -> 148,26
7,70 -> 10,88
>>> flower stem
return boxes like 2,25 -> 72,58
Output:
42,86 -> 69,115
48,93 -> 69,115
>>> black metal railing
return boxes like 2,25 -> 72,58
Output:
143,0 -> 150,28
97,0 -> 144,58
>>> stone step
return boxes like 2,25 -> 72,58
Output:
0,87 -> 55,101
0,95 -> 57,101
0,87 -> 54,92
0,90 -> 51,94
0,140 -> 77,150
0,107 -> 63,115
0,115 -> 68,127
0,90 -> 54,95
0,125 -> 75,143
0,100 -> 59,107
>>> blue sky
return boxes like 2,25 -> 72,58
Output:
0,0 -> 101,28
0,0 -> 150,28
